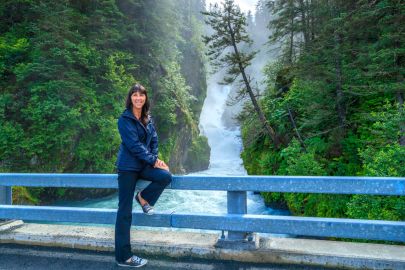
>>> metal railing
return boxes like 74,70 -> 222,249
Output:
0,173 -> 404,243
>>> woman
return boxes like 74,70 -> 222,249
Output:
115,83 -> 172,268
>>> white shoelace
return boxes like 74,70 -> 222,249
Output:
131,255 -> 143,264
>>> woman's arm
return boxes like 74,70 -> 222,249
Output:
149,120 -> 158,156
118,117 -> 158,166
149,120 -> 169,171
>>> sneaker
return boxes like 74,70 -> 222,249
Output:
135,192 -> 154,215
116,255 -> 148,268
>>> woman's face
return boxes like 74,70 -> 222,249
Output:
131,91 -> 146,110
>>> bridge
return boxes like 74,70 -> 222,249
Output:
0,174 -> 405,269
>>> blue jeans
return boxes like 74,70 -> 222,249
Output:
114,165 -> 172,262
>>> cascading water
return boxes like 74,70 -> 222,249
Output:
199,86 -> 245,175
153,78 -> 288,216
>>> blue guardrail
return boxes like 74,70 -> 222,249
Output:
0,173 -> 404,243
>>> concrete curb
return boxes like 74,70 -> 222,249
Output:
0,221 -> 404,269
0,219 -> 24,232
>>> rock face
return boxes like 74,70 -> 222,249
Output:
172,43 -> 210,174
149,27 -> 210,175
168,121 -> 210,174
155,90 -> 210,174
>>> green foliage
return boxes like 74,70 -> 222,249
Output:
284,193 -> 349,218
239,0 -> 404,226
278,139 -> 326,176
345,144 -> 405,221
156,61 -> 195,129
12,186 -> 40,205
361,144 -> 405,177
1,0 -> 209,203
347,195 -> 405,221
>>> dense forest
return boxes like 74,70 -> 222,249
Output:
235,0 -> 404,222
0,0 -> 210,204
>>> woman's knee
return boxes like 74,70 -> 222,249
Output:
162,171 -> 172,186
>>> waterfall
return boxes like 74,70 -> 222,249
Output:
53,76 -> 289,226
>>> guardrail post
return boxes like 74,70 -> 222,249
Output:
215,191 -> 258,249
227,191 -> 247,240
0,186 -> 12,223
0,186 -> 12,204
0,186 -> 12,205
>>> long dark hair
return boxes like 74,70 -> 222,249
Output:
125,83 -> 150,126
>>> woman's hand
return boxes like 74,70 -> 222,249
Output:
154,158 -> 170,171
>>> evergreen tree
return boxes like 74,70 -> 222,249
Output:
203,0 -> 279,147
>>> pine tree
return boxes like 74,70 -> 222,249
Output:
203,0 -> 279,147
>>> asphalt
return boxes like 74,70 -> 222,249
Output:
0,220 -> 404,270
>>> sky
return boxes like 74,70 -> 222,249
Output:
205,0 -> 258,14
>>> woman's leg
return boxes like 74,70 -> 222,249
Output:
139,165 -> 172,206
115,171 -> 138,262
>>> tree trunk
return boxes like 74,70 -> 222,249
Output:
287,106 -> 306,150
289,14 -> 294,63
298,0 -> 309,46
393,3 -> 404,146
334,31 -> 346,129
397,91 -> 405,146
226,19 -> 279,148
309,0 -> 315,41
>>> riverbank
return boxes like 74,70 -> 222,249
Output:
0,220 -> 403,269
